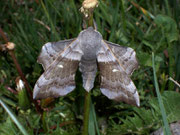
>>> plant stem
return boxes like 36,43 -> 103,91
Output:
120,0 -> 126,30
83,92 -> 91,135
0,27 -> 42,114
82,4 -> 95,135
42,111 -> 48,133
168,43 -> 174,90
88,11 -> 94,27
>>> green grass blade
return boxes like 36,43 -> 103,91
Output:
40,0 -> 59,40
99,0 -> 112,25
120,0 -> 126,30
91,101 -> 100,135
164,0 -> 171,16
152,52 -> 172,135
88,100 -> 100,135
108,1 -> 119,41
88,107 -> 96,135
0,96 -> 17,108
48,1 -> 62,18
0,97 -> 29,135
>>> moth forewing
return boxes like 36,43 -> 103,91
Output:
37,38 -> 76,70
33,39 -> 82,99
104,40 -> 139,75
97,40 -> 140,106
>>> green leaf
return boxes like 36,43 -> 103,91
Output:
154,14 -> 179,43
108,90 -> 180,134
142,40 -> 154,50
138,52 -> 152,67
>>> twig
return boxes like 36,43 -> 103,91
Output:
0,28 -> 9,42
33,18 -> 51,31
169,77 -> 180,88
5,86 -> 18,95
0,27 -> 42,114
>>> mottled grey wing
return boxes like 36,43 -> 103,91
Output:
33,39 -> 83,99
38,38 -> 75,70
97,40 -> 139,106
104,40 -> 138,75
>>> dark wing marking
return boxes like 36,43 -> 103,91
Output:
38,38 -> 75,70
97,40 -> 139,106
104,40 -> 138,75
33,39 -> 83,99
79,58 -> 97,92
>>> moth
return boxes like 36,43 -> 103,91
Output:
33,27 -> 140,106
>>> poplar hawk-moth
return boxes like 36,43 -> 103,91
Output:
33,27 -> 140,106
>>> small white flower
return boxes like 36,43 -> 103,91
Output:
82,0 -> 99,9
6,42 -> 15,50
16,79 -> 25,91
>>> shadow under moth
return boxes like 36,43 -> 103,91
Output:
33,27 -> 140,106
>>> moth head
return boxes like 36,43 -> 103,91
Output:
79,27 -> 102,48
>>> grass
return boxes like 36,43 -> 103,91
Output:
0,0 -> 180,134
152,52 -> 171,135
0,97 -> 29,135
